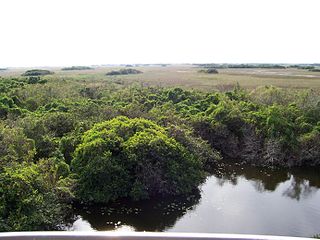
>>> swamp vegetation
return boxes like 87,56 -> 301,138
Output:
0,71 -> 320,231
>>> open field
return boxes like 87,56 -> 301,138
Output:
1,65 -> 320,90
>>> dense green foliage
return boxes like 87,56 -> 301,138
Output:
22,69 -> 54,76
106,68 -> 142,75
27,76 -> 48,84
0,160 -> 72,231
0,123 -> 73,230
61,66 -> 94,71
72,116 -> 209,203
1,73 -> 320,230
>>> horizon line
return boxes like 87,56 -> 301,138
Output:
1,62 -> 320,69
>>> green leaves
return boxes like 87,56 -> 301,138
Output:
71,116 -> 206,203
0,162 -> 69,231
0,125 -> 36,167
1,74 -> 320,231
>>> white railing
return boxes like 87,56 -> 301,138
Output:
0,232 -> 314,240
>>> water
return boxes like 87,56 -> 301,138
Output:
68,164 -> 320,237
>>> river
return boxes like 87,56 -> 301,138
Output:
68,164 -> 320,237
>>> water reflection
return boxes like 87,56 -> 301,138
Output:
282,176 -> 319,200
215,164 -> 290,192
216,163 -> 320,200
70,164 -> 320,237
71,190 -> 201,231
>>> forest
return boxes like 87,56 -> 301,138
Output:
1,69 -> 320,231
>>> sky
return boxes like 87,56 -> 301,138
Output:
0,0 -> 319,67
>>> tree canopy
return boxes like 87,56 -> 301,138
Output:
71,116 -> 207,203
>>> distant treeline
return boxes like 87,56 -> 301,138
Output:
61,66 -> 94,71
194,63 -> 320,70
106,68 -> 142,76
108,64 -> 169,67
0,68 -> 7,71
194,64 -> 286,69
22,69 -> 54,76
198,68 -> 219,74
127,64 -> 168,67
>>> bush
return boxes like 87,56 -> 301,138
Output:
0,125 -> 35,167
0,162 -> 70,231
0,96 -> 24,119
43,112 -> 75,137
71,116 -> 206,203
27,76 -> 47,84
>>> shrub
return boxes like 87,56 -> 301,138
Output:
0,162 -> 70,231
71,116 -> 206,203
43,112 -> 75,137
0,96 -> 24,119
27,76 -> 47,84
0,125 -> 35,167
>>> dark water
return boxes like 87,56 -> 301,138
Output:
68,164 -> 320,237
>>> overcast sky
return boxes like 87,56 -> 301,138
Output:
0,0 -> 319,67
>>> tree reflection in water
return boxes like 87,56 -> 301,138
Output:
71,190 -> 201,231
70,163 -> 320,232
282,176 -> 319,201
214,162 -> 320,200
